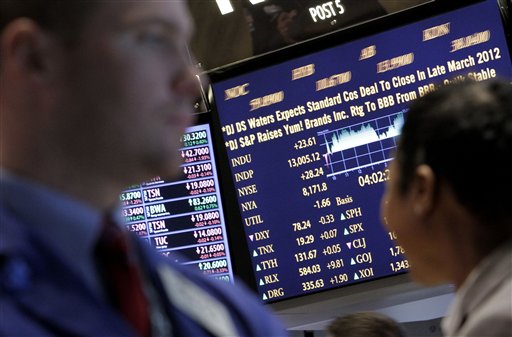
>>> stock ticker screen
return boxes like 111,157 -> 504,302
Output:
120,123 -> 234,283
210,0 -> 512,302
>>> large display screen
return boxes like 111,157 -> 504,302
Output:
210,0 -> 512,302
120,123 -> 234,283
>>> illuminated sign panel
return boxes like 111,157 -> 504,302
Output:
121,124 -> 234,283
211,0 -> 512,301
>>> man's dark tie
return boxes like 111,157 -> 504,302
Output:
94,217 -> 151,337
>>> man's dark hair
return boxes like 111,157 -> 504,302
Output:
327,312 -> 405,337
0,0 -> 100,47
396,78 -> 512,250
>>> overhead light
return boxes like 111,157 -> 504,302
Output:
216,0 -> 234,15
216,0 -> 266,15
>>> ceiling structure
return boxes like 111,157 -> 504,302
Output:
188,0 -> 431,71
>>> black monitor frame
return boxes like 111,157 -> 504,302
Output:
203,0 -> 511,322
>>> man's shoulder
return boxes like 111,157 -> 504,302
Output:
458,285 -> 512,337
135,238 -> 289,336
0,202 -> 31,255
446,248 -> 512,337
470,271 -> 512,322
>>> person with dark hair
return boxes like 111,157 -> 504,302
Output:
0,1 -> 287,336
381,78 -> 512,337
327,311 -> 405,337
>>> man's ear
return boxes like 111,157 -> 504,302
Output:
1,18 -> 57,83
410,164 -> 437,217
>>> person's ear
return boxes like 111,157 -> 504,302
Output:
1,18 -> 58,84
410,164 -> 436,217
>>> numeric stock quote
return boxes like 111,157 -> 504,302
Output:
120,124 -> 234,283
211,0 -> 512,302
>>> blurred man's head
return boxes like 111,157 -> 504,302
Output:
1,0 -> 199,208
327,312 -> 405,337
